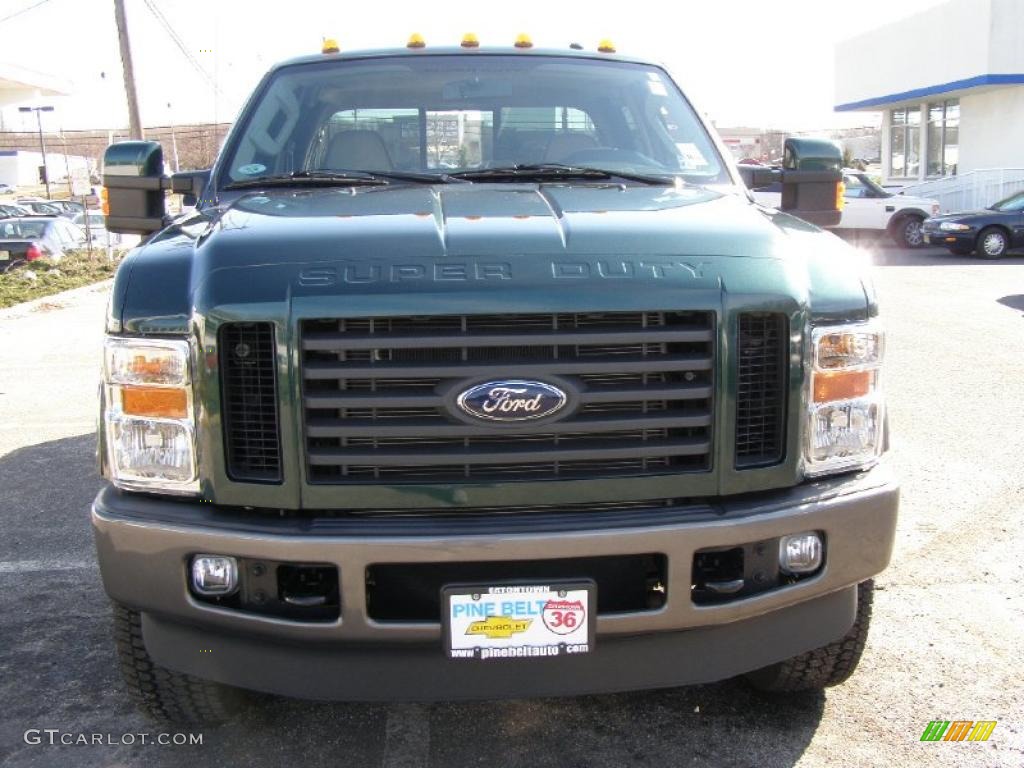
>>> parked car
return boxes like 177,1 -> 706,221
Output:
749,169 -> 940,248
921,190 -> 1024,258
17,200 -> 64,216
71,210 -> 120,246
0,216 -> 86,268
48,199 -> 87,218
0,202 -> 33,218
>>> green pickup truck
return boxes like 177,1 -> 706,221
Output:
94,43 -> 897,723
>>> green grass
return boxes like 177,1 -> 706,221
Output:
0,252 -> 120,309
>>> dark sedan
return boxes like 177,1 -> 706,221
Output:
0,216 -> 86,272
922,191 -> 1024,258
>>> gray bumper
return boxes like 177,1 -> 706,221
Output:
92,466 -> 897,699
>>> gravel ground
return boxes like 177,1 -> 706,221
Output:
0,246 -> 1022,768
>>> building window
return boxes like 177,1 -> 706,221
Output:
889,107 -> 920,178
927,99 -> 959,177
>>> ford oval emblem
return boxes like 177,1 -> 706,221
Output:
456,380 -> 568,422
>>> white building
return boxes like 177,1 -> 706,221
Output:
834,0 -> 1024,207
0,150 -> 94,188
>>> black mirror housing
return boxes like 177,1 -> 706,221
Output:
779,138 -> 843,227
103,141 -> 166,235
738,138 -> 844,228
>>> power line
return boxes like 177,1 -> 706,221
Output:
141,0 -> 225,97
0,0 -> 53,25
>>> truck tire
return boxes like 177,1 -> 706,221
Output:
977,226 -> 1009,259
892,215 -> 925,249
744,580 -> 874,692
113,602 -> 243,724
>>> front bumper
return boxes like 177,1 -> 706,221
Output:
92,466 -> 898,700
922,227 -> 974,248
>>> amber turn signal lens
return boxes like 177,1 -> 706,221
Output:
121,386 -> 188,418
813,370 -> 871,403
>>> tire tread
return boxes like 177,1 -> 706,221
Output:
113,602 -> 241,724
745,580 -> 874,692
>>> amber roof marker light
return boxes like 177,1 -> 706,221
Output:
407,33 -> 426,49
321,37 -> 339,54
514,34 -> 533,49
597,39 -> 617,53
461,33 -> 480,48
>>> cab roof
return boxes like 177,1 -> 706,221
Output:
270,46 -> 663,73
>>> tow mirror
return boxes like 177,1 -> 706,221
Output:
102,141 -> 210,235
103,141 -> 165,235
737,137 -> 843,228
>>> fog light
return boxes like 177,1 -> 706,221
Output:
779,533 -> 823,574
191,555 -> 238,596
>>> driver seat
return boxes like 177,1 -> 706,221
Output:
323,130 -> 393,171
544,133 -> 599,163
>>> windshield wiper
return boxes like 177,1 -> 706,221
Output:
449,163 -> 677,185
224,169 -> 462,190
224,170 -> 391,190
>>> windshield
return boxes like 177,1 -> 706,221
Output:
0,219 -> 47,239
220,55 -> 726,186
847,173 -> 890,198
991,191 -> 1024,212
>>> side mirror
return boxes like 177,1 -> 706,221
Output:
779,138 -> 843,227
737,138 -> 843,228
103,142 -> 213,234
170,169 -> 211,208
103,141 -> 166,235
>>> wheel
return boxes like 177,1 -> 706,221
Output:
977,226 -> 1009,259
893,216 -> 925,249
113,602 -> 244,724
744,580 -> 874,692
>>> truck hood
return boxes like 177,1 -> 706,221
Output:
110,183 -> 875,334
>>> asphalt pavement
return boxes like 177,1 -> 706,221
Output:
0,246 -> 1022,768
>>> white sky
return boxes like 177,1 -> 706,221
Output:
0,0 -> 949,134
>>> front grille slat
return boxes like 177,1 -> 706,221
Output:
735,313 -> 787,468
303,383 -> 713,410
302,326 -> 713,351
301,311 -> 715,484
220,322 -> 282,482
306,413 -> 712,438
302,354 -> 712,380
308,438 -> 711,466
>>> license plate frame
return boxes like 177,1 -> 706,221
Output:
442,581 -> 596,661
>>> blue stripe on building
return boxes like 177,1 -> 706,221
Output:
835,73 -> 1024,111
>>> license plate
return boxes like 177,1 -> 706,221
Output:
0,250 -> 9,261
443,582 -> 595,660
923,234 -> 931,243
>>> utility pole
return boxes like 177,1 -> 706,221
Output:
167,102 -> 180,172
113,0 -> 143,139
18,105 -> 54,199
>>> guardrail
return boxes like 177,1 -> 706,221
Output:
898,168 -> 1024,213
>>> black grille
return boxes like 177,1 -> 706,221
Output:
220,322 -> 282,482
300,312 -> 715,483
735,313 -> 787,468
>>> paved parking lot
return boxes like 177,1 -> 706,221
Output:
0,246 -> 1022,768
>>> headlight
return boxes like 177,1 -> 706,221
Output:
939,222 -> 970,232
102,337 -> 198,494
804,321 -> 884,477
